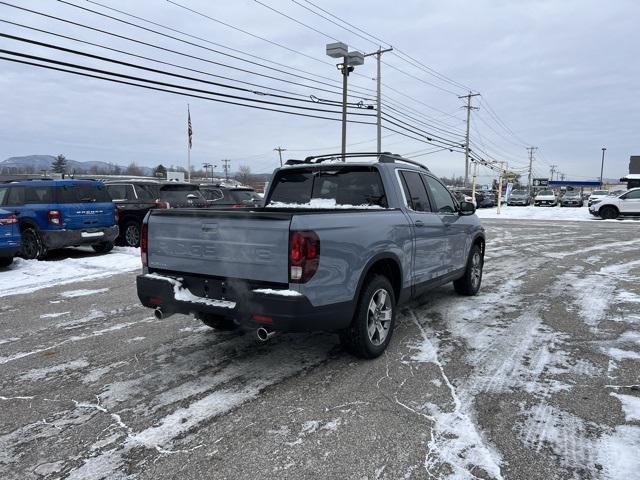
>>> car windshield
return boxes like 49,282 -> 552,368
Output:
511,191 -> 527,197
159,185 -> 206,202
593,190 -> 608,195
229,189 -> 261,204
564,191 -> 580,197
56,183 -> 111,203
538,190 -> 554,196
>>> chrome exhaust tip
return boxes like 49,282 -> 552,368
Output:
256,327 -> 276,342
154,307 -> 164,320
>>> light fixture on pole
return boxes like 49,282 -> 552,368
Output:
326,42 -> 365,161
599,147 -> 607,188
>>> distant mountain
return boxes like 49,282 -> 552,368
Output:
0,155 -> 153,176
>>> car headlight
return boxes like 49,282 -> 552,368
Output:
591,200 -> 601,205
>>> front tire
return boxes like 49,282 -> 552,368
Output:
196,313 -> 238,331
339,275 -> 396,359
454,244 -> 484,296
600,206 -> 619,220
91,241 -> 114,254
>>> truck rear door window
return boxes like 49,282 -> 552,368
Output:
269,167 -> 387,207
399,171 -> 431,212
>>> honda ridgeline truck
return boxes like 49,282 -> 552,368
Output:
136,153 -> 486,358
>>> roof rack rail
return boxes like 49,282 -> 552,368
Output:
283,151 -> 430,172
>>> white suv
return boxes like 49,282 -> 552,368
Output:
588,189 -> 609,207
534,189 -> 557,206
589,188 -> 640,219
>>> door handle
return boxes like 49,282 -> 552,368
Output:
414,220 -> 425,227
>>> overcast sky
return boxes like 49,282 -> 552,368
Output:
1,0 -> 638,182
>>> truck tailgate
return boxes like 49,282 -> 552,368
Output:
147,210 -> 291,283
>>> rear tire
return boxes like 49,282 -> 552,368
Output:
339,275 -> 396,359
600,206 -> 619,220
122,220 -> 141,247
91,241 -> 114,254
0,257 -> 13,268
454,244 -> 484,296
196,313 -> 238,331
20,227 -> 47,260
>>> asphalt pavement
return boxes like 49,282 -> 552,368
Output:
1,219 -> 639,480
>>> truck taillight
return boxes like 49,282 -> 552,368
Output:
155,200 -> 169,209
114,207 -> 119,224
289,230 -> 320,283
141,222 -> 148,266
48,209 -> 61,225
0,214 -> 17,225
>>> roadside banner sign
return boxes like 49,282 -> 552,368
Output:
533,178 -> 549,187
505,182 -> 514,201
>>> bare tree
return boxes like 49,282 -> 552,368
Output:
125,162 -> 143,176
235,165 -> 252,186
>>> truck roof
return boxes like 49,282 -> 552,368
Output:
2,178 -> 104,187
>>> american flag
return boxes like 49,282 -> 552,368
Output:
187,105 -> 193,149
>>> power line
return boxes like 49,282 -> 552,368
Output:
0,32 -> 375,111
0,55 -> 378,124
0,1 -> 376,102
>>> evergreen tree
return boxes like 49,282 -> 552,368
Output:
153,164 -> 167,178
51,154 -> 67,174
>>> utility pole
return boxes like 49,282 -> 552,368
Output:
600,147 -> 607,188
560,173 -> 566,181
550,164 -> 558,182
364,47 -> 393,153
274,146 -> 286,167
222,159 -> 231,182
496,161 -> 507,215
526,146 -> 537,198
458,92 -> 480,186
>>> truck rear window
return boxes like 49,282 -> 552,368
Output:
268,167 -> 387,207
56,184 -> 112,203
159,185 -> 205,202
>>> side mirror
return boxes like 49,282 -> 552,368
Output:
459,201 -> 476,216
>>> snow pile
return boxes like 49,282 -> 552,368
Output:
61,288 -> 109,298
0,247 -> 140,297
476,205 -> 639,222
267,198 -> 385,209
143,274 -> 236,309
253,288 -> 302,297
611,393 -> 640,421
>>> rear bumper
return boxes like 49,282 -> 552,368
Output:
0,245 -> 20,258
136,273 -> 353,332
41,225 -> 119,249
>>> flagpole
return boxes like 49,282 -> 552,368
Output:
187,104 -> 191,183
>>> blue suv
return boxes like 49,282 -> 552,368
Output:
0,180 -> 118,259
0,208 -> 20,267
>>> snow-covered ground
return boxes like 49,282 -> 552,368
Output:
476,205 -> 639,222
0,247 -> 140,297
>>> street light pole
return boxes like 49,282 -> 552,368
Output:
327,42 -> 364,162
600,147 -> 607,188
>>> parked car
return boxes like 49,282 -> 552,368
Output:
199,185 -> 263,208
560,190 -> 583,207
507,190 -> 531,206
0,208 -> 20,267
0,180 -> 118,259
137,153 -> 486,359
476,191 -> 495,208
534,189 -> 558,207
451,188 -> 477,207
589,188 -> 640,219
588,190 -> 609,207
105,180 -> 208,247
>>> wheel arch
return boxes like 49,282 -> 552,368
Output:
354,253 -> 404,307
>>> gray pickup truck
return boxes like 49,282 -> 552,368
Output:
136,153 -> 485,358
